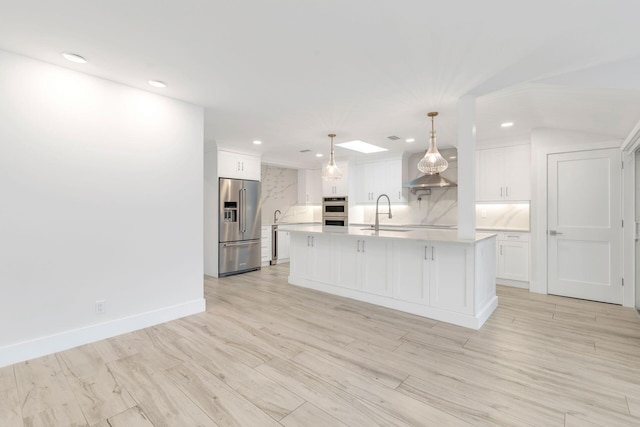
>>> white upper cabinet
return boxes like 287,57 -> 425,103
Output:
321,161 -> 349,197
355,162 -> 386,203
218,150 -> 261,181
477,145 -> 531,201
298,169 -> 322,205
386,158 -> 408,203
354,158 -> 407,204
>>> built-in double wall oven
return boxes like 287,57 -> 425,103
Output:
322,196 -> 348,226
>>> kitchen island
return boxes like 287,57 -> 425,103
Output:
278,225 -> 497,329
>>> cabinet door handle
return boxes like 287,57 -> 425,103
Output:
362,241 -> 365,253
500,244 -> 503,255
311,236 -> 314,247
237,161 -> 241,171
431,246 -> 434,261
424,246 -> 428,260
506,235 -> 520,238
506,186 -> 509,197
398,191 -> 401,200
500,187 -> 503,197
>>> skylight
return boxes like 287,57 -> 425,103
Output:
335,140 -> 388,154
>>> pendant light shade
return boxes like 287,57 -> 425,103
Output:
322,133 -> 342,180
417,112 -> 448,175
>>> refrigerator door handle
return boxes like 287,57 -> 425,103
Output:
222,240 -> 259,247
243,188 -> 248,232
238,189 -> 244,233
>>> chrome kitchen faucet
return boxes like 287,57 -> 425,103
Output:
374,194 -> 392,232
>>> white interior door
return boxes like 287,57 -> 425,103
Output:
547,148 -> 622,304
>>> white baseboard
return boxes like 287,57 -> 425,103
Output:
0,298 -> 206,368
496,278 -> 529,289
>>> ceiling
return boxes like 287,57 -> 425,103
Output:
2,0 -> 640,168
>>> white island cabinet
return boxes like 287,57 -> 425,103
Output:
282,225 -> 497,329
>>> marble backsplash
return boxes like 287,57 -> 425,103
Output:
260,165 -> 319,225
350,186 -> 458,226
350,196 -> 529,230
475,203 -> 530,230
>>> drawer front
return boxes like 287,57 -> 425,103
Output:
498,232 -> 529,242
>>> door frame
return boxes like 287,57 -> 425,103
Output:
622,147 -> 639,310
530,131 -> 633,307
620,120 -> 640,309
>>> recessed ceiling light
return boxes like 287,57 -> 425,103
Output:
253,140 -> 262,145
501,122 -> 514,128
316,153 -> 323,157
335,140 -> 388,154
62,52 -> 87,64
148,80 -> 167,88
405,138 -> 415,143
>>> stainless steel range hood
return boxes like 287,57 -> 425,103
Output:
404,147 -> 458,193
403,173 -> 457,193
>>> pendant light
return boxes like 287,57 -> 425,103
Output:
322,133 -> 342,180
417,112 -> 448,175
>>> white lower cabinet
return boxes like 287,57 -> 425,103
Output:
335,237 -> 360,289
429,243 -> 472,314
393,240 -> 430,304
261,226 -> 272,266
393,241 -> 471,313
277,230 -> 290,262
335,237 -> 391,295
290,233 -> 333,283
288,231 -> 495,328
359,237 -> 391,296
496,232 -> 529,286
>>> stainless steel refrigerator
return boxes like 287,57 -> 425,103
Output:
219,178 -> 262,277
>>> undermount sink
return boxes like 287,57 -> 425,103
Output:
360,228 -> 411,232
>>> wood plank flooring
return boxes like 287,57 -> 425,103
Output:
1,263 -> 640,426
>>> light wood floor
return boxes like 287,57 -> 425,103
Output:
2,264 -> 640,426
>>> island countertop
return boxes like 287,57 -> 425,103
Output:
277,224 -> 496,244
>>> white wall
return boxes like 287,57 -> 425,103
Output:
529,128 -> 630,305
0,50 -> 205,367
204,148 -> 218,277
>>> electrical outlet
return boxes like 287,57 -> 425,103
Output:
481,209 -> 488,218
95,300 -> 106,315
